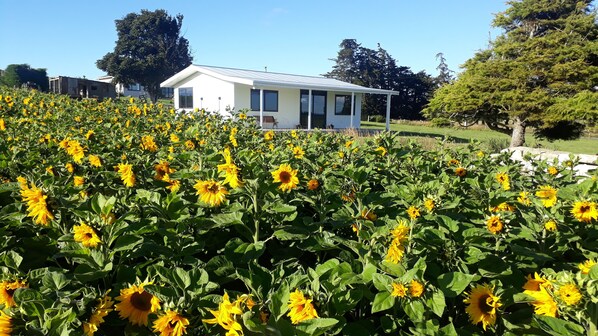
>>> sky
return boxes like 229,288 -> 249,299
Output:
0,1 -> 512,80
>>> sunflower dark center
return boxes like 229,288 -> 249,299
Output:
279,171 -> 291,183
580,205 -> 590,213
208,183 -> 220,193
6,288 -> 15,297
130,291 -> 153,311
85,232 -> 93,238
477,294 -> 494,314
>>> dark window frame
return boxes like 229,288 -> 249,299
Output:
251,89 -> 279,112
334,94 -> 354,115
179,87 -> 193,109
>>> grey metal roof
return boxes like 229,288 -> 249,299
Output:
161,64 -> 395,94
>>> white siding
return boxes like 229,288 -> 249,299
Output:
236,84 -> 302,129
175,73 -> 235,117
325,92 -> 362,129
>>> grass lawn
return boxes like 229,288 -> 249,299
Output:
360,121 -> 598,155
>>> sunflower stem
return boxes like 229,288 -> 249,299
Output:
253,193 -> 260,244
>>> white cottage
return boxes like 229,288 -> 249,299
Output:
160,65 -> 396,130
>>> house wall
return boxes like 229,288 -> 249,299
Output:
175,73 -> 234,116
235,85 -> 363,129
325,92 -> 362,129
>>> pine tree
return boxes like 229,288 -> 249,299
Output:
424,0 -> 598,147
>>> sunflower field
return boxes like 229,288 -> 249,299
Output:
0,87 -> 597,336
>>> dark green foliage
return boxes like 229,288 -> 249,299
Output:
0,64 -> 49,91
325,39 -> 435,120
97,9 -> 192,102
424,0 -> 598,146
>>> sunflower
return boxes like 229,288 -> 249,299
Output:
486,215 -> 504,234
88,154 -> 102,167
424,198 -> 435,212
307,179 -> 319,190
557,284 -> 582,306
292,146 -> 305,159
153,310 -> 190,336
518,191 -> 531,206
375,146 -> 387,156
194,180 -> 228,207
0,279 -> 28,307
447,159 -> 460,166
463,284 -> 501,331
74,176 -> 85,187
544,220 -> 557,232
391,221 -> 410,243
495,172 -> 510,190
115,282 -> 161,326
406,206 -> 420,220
360,208 -> 377,221
385,240 -> 405,264
83,292 -> 114,336
524,285 -> 558,317
184,140 -> 195,150
535,185 -> 557,208
0,310 -> 11,336
116,163 -> 136,187
203,292 -> 244,334
264,131 -> 274,141
140,135 -> 158,152
65,139 -> 85,163
409,280 -> 425,298
154,161 -> 175,181
271,164 -> 299,192
571,200 -> 598,223
73,223 -> 101,248
391,283 -> 407,298
579,259 -> 597,274
0,118 -> 5,131
20,182 -> 54,226
523,273 -> 552,291
455,167 -> 467,177
547,166 -> 558,176
287,289 -> 318,325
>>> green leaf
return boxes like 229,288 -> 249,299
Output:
439,322 -> 458,336
1,250 -> 23,270
172,267 -> 191,289
112,235 -> 143,252
588,264 -> 598,280
361,263 -> 377,283
211,211 -> 244,227
533,315 -> 585,336
41,272 -> 68,291
372,273 -> 393,292
315,258 -> 340,277
427,290 -> 446,317
402,300 -> 425,322
437,272 -> 476,297
295,318 -> 339,336
270,282 -> 290,321
371,291 -> 395,313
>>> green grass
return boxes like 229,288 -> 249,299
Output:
360,121 -> 598,155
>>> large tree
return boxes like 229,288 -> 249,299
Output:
325,39 -> 434,120
97,9 -> 192,102
0,64 -> 48,91
424,0 -> 598,147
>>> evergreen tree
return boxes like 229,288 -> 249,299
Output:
97,9 -> 192,102
326,39 -> 434,120
434,52 -> 454,87
424,0 -> 598,147
0,64 -> 49,91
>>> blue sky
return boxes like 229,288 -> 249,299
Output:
1,1 -> 511,79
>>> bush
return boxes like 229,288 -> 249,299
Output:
429,117 -> 453,128
0,87 -> 597,335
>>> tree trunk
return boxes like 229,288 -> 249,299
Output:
510,117 -> 526,147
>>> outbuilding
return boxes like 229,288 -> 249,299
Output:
160,65 -> 396,130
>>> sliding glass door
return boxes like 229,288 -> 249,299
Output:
300,90 -> 326,129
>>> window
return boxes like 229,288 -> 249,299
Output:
250,89 -> 278,112
335,94 -> 353,115
179,87 -> 193,109
128,83 -> 141,91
